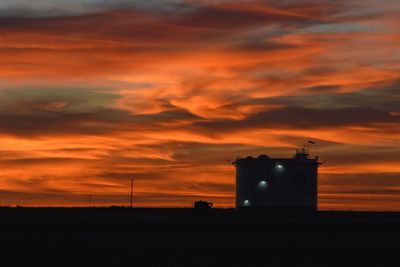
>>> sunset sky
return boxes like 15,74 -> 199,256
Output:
0,0 -> 399,210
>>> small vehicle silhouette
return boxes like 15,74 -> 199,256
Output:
193,200 -> 213,210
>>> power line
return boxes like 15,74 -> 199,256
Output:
130,179 -> 134,208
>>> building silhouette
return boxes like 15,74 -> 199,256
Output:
233,147 -> 320,210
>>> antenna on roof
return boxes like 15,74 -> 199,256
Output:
295,140 -> 316,158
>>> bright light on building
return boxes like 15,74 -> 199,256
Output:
258,180 -> 268,189
243,199 -> 251,206
275,163 -> 284,171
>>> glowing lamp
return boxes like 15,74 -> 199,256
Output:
275,163 -> 284,171
258,180 -> 268,189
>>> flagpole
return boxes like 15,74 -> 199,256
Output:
307,140 -> 316,156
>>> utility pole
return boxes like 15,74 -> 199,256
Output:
89,195 -> 92,207
130,179 -> 134,208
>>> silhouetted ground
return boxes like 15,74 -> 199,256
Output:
1,207 -> 400,266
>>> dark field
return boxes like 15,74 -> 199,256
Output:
1,207 -> 400,267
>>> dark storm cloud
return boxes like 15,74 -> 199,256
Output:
233,40 -> 298,52
0,0 -> 377,22
0,0 -> 187,18
191,79 -> 400,133
279,80 -> 400,111
3,80 -> 398,138
176,4 -> 325,30
302,85 -> 342,94
0,87 -> 199,137
0,0 -> 348,48
0,11 -> 229,52
133,141 -> 294,163
194,106 -> 399,132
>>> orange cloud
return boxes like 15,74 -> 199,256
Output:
0,1 -> 399,210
